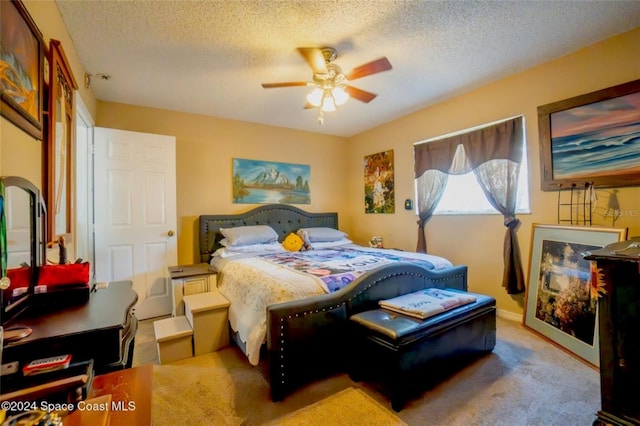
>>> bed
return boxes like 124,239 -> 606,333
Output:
199,204 -> 468,401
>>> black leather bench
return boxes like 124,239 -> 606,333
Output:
348,290 -> 496,411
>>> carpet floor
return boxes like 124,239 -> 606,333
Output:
265,388 -> 406,425
134,316 -> 601,426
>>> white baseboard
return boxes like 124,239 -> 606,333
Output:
496,309 -> 522,322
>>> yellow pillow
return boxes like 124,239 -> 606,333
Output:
282,233 -> 304,252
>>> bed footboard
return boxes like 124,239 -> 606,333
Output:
266,263 -> 467,401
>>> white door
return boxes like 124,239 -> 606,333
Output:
93,127 -> 177,319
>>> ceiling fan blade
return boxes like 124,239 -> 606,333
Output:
345,86 -> 377,103
261,82 -> 309,88
303,102 -> 316,109
346,57 -> 392,81
297,47 -> 328,74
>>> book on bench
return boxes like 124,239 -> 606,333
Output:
379,288 -> 477,320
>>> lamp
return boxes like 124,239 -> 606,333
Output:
321,92 -> 336,112
307,85 -> 350,115
305,54 -> 352,124
306,88 -> 323,107
332,87 -> 348,105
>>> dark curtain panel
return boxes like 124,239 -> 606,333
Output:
415,118 -> 522,176
414,117 -> 525,293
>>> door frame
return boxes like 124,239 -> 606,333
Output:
74,94 -> 95,278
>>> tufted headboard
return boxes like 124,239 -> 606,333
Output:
199,204 -> 338,263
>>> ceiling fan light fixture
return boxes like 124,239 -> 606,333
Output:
306,88 -> 323,107
332,86 -> 349,106
262,46 -> 391,124
321,94 -> 336,112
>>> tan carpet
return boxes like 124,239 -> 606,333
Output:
265,387 -> 406,426
142,317 -> 601,426
152,352 -> 245,425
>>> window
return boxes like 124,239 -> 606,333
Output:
433,148 -> 530,215
414,115 -> 529,215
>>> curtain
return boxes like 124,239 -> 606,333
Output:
473,159 -> 525,294
415,170 -> 448,253
413,117 -> 525,294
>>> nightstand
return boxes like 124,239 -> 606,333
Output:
168,263 -> 218,316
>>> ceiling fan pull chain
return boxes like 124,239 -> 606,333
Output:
318,111 -> 324,125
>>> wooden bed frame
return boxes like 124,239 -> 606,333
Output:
199,204 -> 468,401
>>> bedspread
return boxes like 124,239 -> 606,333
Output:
214,245 -> 453,365
258,247 -> 451,293
217,258 -> 325,365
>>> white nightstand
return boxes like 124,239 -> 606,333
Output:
168,263 -> 218,316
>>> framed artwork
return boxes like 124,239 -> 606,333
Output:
523,224 -> 627,367
538,79 -> 640,191
364,149 -> 394,213
0,0 -> 45,140
232,158 -> 310,204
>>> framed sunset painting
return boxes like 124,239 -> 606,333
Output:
538,79 -> 640,191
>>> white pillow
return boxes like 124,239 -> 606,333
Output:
310,239 -> 353,249
213,242 -> 285,258
300,227 -> 347,242
220,225 -> 278,247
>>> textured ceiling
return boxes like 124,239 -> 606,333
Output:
55,1 -> 640,137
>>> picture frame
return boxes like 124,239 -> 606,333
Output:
523,224 -> 627,367
0,0 -> 45,140
537,79 -> 640,191
232,158 -> 311,204
364,149 -> 395,213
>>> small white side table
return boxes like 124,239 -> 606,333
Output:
169,263 -> 218,316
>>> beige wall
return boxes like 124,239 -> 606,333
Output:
1,0 -> 96,187
1,0 -> 94,265
2,2 -> 638,318
348,28 -> 640,316
96,102 -> 349,264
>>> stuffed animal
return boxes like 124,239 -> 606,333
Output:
282,232 -> 304,252
296,229 -> 313,251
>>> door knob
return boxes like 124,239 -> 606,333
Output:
167,230 -> 175,237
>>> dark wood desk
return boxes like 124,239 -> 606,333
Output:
2,281 -> 138,376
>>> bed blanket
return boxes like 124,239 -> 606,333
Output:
258,247 -> 450,293
217,258 -> 325,365
215,245 -> 452,365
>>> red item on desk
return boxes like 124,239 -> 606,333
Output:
22,354 -> 72,376
37,262 -> 90,287
7,266 -> 31,290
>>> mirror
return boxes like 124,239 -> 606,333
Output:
46,39 -> 76,244
1,176 -> 46,324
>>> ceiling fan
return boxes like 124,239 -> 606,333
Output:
261,47 -> 392,123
